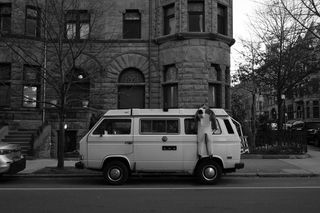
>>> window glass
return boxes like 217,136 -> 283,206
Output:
164,4 -> 175,35
188,1 -> 204,32
66,10 -> 90,39
163,65 -> 178,108
123,10 -> 141,39
224,119 -> 234,134
0,4 -> 11,33
0,84 -> 10,106
141,119 -> 179,134
209,83 -> 221,108
23,86 -> 38,108
92,119 -> 131,135
26,6 -> 40,37
217,4 -> 227,35
185,118 -> 222,135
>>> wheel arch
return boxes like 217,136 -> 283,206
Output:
194,156 -> 224,175
102,156 -> 132,174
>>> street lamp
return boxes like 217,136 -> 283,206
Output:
281,94 -> 286,126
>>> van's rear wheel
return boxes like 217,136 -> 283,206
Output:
103,161 -> 129,185
196,160 -> 222,184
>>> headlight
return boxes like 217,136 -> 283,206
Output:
0,149 -> 13,155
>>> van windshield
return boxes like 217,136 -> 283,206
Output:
92,119 -> 131,135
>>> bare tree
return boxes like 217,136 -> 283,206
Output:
249,0 -> 318,130
233,38 -> 265,145
0,0 -> 113,168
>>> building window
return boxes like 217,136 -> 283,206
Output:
163,65 -> 178,108
225,66 -> 230,83
225,85 -> 230,109
217,4 -> 227,35
306,101 -> 310,118
210,64 -> 222,81
23,65 -> 41,108
313,101 -> 319,118
188,1 -> 204,32
118,68 -> 145,109
123,10 -> 141,39
209,83 -> 221,108
0,3 -> 11,34
65,10 -> 90,39
25,6 -> 41,37
163,4 -> 175,35
68,68 -> 90,107
0,63 -> 11,107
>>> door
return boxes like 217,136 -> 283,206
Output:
133,118 -> 184,171
87,118 -> 133,169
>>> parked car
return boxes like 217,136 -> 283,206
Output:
305,122 -> 320,146
0,142 -> 26,176
291,121 -> 320,146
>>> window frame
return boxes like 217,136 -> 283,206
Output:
163,65 -> 178,108
0,3 -> 11,34
184,118 -> 222,135
123,9 -> 141,39
163,4 -> 175,35
0,63 -> 11,107
217,3 -> 228,35
25,5 -> 41,37
140,118 -> 180,135
208,83 -> 222,108
188,0 -> 205,32
65,10 -> 90,40
92,119 -> 132,136
22,65 -> 41,108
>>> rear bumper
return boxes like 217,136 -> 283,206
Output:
8,157 -> 26,174
235,162 -> 245,169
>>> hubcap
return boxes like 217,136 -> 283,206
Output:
203,166 -> 216,180
108,168 -> 121,181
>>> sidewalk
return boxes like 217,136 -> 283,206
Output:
7,146 -> 320,178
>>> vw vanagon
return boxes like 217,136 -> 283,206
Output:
77,108 -> 244,184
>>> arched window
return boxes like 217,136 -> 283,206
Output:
118,68 -> 145,109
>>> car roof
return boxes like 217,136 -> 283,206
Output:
104,108 -> 229,117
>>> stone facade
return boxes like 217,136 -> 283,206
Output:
0,0 -> 234,158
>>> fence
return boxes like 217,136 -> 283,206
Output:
250,130 -> 307,154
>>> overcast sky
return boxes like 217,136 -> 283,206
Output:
231,0 -> 263,72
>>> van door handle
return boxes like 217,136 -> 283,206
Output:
125,141 -> 133,145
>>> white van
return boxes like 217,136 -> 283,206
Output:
76,108 -> 244,185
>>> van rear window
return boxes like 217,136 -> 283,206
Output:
140,119 -> 179,134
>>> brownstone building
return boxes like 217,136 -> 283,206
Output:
0,0 -> 234,158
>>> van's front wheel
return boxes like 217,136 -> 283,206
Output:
196,160 -> 222,184
103,161 -> 129,185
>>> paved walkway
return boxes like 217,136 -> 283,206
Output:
13,146 -> 320,177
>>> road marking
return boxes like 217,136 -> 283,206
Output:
1,186 -> 320,191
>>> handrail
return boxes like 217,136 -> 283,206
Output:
231,117 -> 249,154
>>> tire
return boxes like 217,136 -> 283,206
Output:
103,161 -> 129,185
195,160 -> 222,185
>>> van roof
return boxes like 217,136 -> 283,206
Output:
104,108 -> 229,117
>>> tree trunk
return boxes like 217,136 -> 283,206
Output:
57,109 -> 65,168
251,92 -> 256,147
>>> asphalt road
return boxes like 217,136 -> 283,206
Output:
1,177 -> 320,213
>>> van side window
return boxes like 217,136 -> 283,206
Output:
224,119 -> 234,134
92,119 -> 131,135
185,119 -> 197,134
185,118 -> 222,135
140,119 -> 179,134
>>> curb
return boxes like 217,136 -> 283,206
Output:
4,172 -> 319,178
241,154 -> 311,159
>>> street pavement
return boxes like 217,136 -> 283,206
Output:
11,145 -> 320,177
